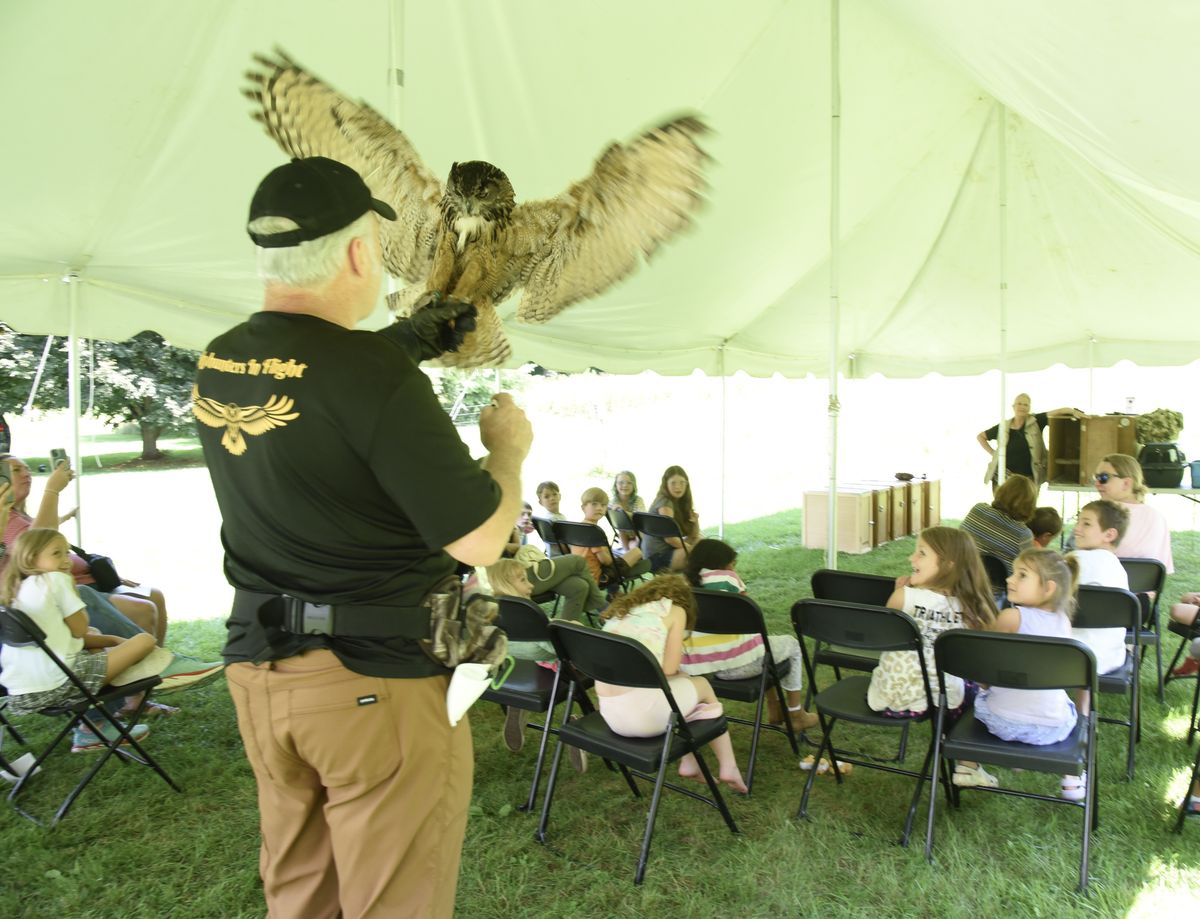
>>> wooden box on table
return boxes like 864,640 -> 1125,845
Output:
803,488 -> 875,554
906,480 -> 927,534
923,479 -> 941,527
1047,415 -> 1138,485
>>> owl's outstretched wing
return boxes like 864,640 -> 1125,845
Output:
511,115 -> 710,324
243,50 -> 443,285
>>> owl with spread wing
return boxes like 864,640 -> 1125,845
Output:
243,51 -> 710,367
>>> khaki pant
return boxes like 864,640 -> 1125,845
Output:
226,650 -> 472,919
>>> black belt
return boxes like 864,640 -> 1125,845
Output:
234,589 -> 431,640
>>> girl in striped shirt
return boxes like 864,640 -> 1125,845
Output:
679,539 -> 818,731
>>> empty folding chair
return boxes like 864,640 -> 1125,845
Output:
0,605 -> 180,825
481,596 -> 586,811
1118,558 -> 1167,701
790,599 -> 942,846
925,630 -> 1098,893
690,589 -> 800,793
537,620 -> 739,884
1075,585 -> 1141,779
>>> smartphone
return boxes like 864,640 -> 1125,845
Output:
0,459 -> 11,503
50,448 -> 69,470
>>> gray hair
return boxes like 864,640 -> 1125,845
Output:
250,212 -> 377,288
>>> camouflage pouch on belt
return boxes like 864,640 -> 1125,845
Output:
420,575 -> 508,672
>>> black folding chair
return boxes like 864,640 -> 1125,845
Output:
979,553 -> 1011,609
691,589 -> 800,793
632,511 -> 689,565
608,506 -> 636,548
1119,558 -> 1167,701
538,620 -> 739,884
480,596 -> 577,812
790,599 -> 942,846
1174,740 -> 1200,833
1164,616 -> 1200,695
0,683 -> 29,779
1075,585 -> 1141,779
925,630 -> 1098,893
0,605 -> 180,825
532,516 -> 567,557
552,520 -> 634,597
809,569 -> 911,762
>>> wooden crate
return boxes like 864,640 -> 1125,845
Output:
924,479 -> 941,527
843,481 -> 893,546
803,488 -> 875,554
907,481 -> 927,534
846,480 -> 908,541
1047,415 -> 1137,485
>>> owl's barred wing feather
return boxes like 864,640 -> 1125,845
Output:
243,51 -> 443,285
512,115 -> 710,324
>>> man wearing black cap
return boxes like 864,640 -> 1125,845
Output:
194,157 -> 531,918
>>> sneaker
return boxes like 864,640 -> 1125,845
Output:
71,722 -> 151,753
567,744 -> 588,774
1060,771 -> 1087,802
157,658 -> 226,693
952,763 -> 999,788
503,707 -> 530,753
1171,657 -> 1200,678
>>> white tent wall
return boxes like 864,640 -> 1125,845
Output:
3,0 -> 1199,376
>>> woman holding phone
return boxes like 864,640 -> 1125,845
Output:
0,454 -> 171,646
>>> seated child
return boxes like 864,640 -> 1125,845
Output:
597,574 -> 747,793
867,527 -> 998,787
533,481 -> 567,557
1030,506 -> 1063,548
678,538 -> 818,731
0,529 -> 224,752
571,487 -> 648,591
986,549 -> 1086,800
1067,499 -> 1130,675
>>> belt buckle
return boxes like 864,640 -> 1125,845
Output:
283,596 -> 335,635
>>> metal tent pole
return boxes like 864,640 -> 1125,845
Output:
996,103 -> 1009,487
65,271 -> 83,545
825,0 -> 842,568
718,344 -> 727,539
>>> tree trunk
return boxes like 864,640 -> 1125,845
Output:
139,421 -> 165,459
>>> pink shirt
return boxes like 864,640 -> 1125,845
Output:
1114,501 -> 1174,574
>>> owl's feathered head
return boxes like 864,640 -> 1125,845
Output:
441,161 -> 515,230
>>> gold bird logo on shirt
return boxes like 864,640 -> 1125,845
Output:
191,385 -> 300,456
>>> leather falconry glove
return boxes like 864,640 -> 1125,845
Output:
382,292 -> 478,362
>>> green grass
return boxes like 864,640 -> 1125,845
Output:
0,511 -> 1197,917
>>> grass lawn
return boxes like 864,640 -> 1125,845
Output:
1,511 -> 1197,918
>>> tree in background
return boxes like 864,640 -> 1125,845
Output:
429,367 -> 531,425
0,325 -> 199,459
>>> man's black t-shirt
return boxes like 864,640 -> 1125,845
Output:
194,312 -> 500,677
984,412 -> 1048,478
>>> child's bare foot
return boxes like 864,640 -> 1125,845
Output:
720,768 -> 748,795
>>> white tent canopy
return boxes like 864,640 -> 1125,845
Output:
2,0 -> 1198,377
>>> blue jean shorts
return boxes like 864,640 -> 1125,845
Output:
974,690 -> 1077,745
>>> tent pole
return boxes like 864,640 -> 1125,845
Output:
996,102 -> 1008,488
66,272 -> 83,545
1087,335 -> 1096,412
24,335 -> 54,413
825,0 -> 842,569
718,344 -> 727,539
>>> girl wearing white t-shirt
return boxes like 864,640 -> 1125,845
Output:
985,549 -> 1085,801
0,529 -> 156,718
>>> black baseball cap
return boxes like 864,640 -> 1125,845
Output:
247,156 -> 397,248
